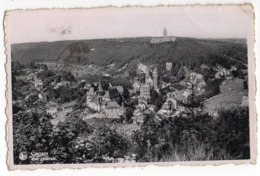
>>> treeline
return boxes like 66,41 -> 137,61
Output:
13,105 -> 250,164
132,107 -> 250,162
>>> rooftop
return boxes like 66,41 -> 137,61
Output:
106,101 -> 120,109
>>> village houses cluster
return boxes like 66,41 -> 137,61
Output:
21,60 -> 208,125
15,47 -> 247,126
84,61 -> 208,124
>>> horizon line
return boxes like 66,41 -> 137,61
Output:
11,36 -> 247,45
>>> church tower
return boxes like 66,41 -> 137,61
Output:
97,78 -> 105,96
163,27 -> 167,39
98,79 -> 103,92
153,67 -> 158,91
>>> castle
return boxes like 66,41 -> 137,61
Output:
150,28 -> 176,44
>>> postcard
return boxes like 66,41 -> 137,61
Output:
4,5 -> 256,170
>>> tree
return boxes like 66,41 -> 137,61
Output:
59,86 -> 73,103
29,62 -> 37,69
176,66 -> 185,81
49,115 -> 93,163
13,112 -> 54,164
231,70 -> 239,78
150,90 -> 164,110
205,79 -> 221,98
181,74 -> 205,118
125,107 -> 134,123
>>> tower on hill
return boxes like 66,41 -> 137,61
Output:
163,27 -> 167,39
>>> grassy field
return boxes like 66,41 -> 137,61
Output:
220,78 -> 245,93
205,78 -> 247,114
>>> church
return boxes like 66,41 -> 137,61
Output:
139,66 -> 159,101
85,79 -> 126,118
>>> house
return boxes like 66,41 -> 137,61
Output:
61,101 -> 76,113
230,66 -> 237,72
138,63 -> 149,74
214,65 -> 231,79
137,101 -> 147,111
200,64 -> 209,70
158,97 -> 178,116
45,102 -> 58,116
133,78 -> 141,92
53,81 -> 70,89
226,75 -> 233,80
38,92 -> 47,102
132,108 -> 145,125
34,78 -> 43,90
104,101 -> 126,118
46,107 -> 58,117
87,96 -> 106,112
147,105 -> 157,113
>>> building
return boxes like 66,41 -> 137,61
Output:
38,92 -> 47,102
97,79 -> 105,95
145,74 -> 154,88
61,101 -> 76,113
86,79 -> 124,113
103,88 -> 121,102
34,78 -> 43,90
86,87 -> 95,104
140,83 -> 151,101
45,102 -> 58,117
88,97 -> 106,112
230,66 -> 237,72
133,78 -> 141,92
137,97 -> 148,111
46,107 -> 58,117
132,108 -> 145,125
150,28 -> 176,44
214,64 -> 231,79
53,81 -> 70,89
200,64 -> 209,70
104,101 -> 126,118
158,92 -> 178,116
115,86 -> 124,95
138,63 -> 149,74
166,62 -> 172,71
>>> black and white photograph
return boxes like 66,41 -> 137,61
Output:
5,5 -> 255,169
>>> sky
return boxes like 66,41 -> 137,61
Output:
5,5 -> 253,44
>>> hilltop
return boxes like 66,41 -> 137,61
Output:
11,37 -> 247,72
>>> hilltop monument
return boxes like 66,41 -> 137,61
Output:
163,27 -> 167,39
151,28 -> 176,44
